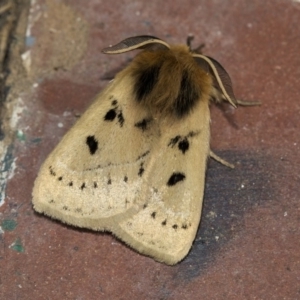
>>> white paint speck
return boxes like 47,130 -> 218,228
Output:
57,122 -> 64,128
10,98 -> 25,129
21,50 -> 32,73
63,111 -> 71,117
284,212 -> 287,217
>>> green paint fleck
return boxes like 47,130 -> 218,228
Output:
31,137 -> 42,144
1,219 -> 17,231
11,238 -> 24,253
16,130 -> 26,141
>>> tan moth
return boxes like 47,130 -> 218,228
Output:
32,35 -> 255,265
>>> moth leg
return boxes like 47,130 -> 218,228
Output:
210,150 -> 234,169
236,99 -> 261,106
186,34 -> 205,53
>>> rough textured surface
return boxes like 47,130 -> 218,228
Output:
1,0 -> 300,299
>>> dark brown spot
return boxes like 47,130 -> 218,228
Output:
143,204 -> 148,209
167,172 -> 186,186
188,131 -> 199,138
80,183 -> 86,190
124,176 -> 128,182
182,224 -> 188,229
107,179 -> 112,185
151,212 -> 156,219
178,138 -> 189,154
172,224 -> 178,229
112,99 -> 118,105
137,150 -> 150,161
168,135 -> 180,147
49,166 -> 56,176
68,181 -> 73,187
58,176 -> 63,181
117,111 -> 125,127
162,219 -> 167,226
93,182 -> 98,188
63,206 -> 68,211
86,135 -> 98,155
104,109 -> 117,121
138,163 -> 145,177
134,118 -> 152,131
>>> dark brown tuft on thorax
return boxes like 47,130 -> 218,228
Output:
129,45 -> 212,118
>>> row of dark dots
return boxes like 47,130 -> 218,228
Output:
50,168 -> 183,191
149,209 -> 190,230
49,166 -> 133,190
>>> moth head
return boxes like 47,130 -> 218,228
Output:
102,36 -> 237,116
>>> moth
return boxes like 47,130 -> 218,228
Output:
32,35 -> 255,265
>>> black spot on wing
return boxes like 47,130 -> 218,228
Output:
124,176 -> 128,183
134,118 -> 152,131
80,183 -> 86,190
167,172 -> 186,186
168,135 -> 181,147
68,181 -> 73,187
94,182 -> 98,188
137,150 -> 150,161
49,166 -> 56,176
86,135 -> 98,155
134,64 -> 161,101
174,69 -> 200,117
104,109 -> 117,121
112,99 -> 118,106
187,130 -> 199,138
151,212 -> 156,219
168,131 -> 199,154
138,163 -> 145,177
107,178 -> 112,185
162,219 -> 167,226
172,224 -> 178,229
117,111 -> 125,127
178,138 -> 189,154
58,176 -> 63,181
